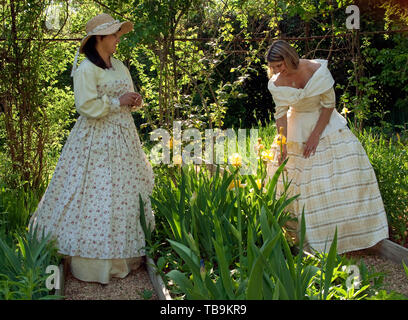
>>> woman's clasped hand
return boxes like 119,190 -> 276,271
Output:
119,92 -> 142,107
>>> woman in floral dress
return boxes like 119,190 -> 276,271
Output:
265,40 -> 389,254
29,13 -> 155,284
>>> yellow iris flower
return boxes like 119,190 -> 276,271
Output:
341,107 -> 351,115
228,180 -> 246,191
261,149 -> 275,162
256,179 -> 262,190
274,134 -> 287,147
273,127 -> 287,147
229,153 -> 242,168
255,143 -> 265,154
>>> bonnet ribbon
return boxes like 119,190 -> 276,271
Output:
70,46 -> 80,77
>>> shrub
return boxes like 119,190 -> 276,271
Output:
0,225 -> 62,300
352,125 -> 408,247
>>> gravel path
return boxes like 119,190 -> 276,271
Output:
344,250 -> 408,297
63,261 -> 158,300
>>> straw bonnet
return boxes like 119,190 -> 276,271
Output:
71,13 -> 133,76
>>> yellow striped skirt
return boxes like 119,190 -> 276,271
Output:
267,128 -> 389,254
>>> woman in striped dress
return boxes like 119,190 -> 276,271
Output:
265,40 -> 389,254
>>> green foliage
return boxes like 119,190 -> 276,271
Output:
126,0 -> 200,44
337,74 -> 380,130
403,261 -> 408,279
146,161 -> 372,300
0,0 -> 78,190
141,289 -> 153,300
2,0 -> 408,191
147,152 -> 295,256
141,119 -> 408,299
352,125 -> 408,246
367,290 -> 408,300
0,180 -> 47,234
364,34 -> 408,127
0,225 -> 62,300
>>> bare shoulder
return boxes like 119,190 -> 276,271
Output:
303,59 -> 321,73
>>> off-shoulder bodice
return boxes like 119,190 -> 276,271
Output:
267,59 -> 347,143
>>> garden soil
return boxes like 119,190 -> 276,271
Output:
345,250 -> 408,297
63,260 -> 158,300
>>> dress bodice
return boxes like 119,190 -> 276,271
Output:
291,94 -> 322,112
73,58 -> 138,129
267,59 -> 347,143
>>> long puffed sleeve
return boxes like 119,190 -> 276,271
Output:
320,87 -> 336,109
274,105 -> 289,120
73,61 -> 121,119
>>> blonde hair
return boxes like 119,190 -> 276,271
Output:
265,40 -> 300,78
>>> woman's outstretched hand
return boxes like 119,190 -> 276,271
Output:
303,132 -> 320,158
119,92 -> 142,107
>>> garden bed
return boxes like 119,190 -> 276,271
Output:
345,248 -> 408,297
58,242 -> 408,300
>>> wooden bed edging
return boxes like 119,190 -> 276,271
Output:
370,239 -> 408,265
292,239 -> 408,267
146,257 -> 172,300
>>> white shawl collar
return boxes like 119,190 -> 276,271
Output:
267,59 -> 335,107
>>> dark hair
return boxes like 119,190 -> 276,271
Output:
82,35 -> 109,69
